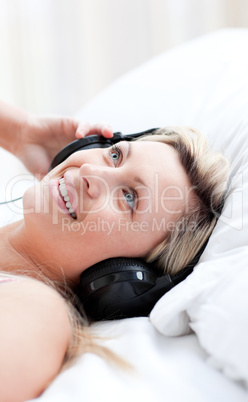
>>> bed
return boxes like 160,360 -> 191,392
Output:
0,28 -> 248,401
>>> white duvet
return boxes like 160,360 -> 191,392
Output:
0,29 -> 248,401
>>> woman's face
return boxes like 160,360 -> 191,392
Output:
23,141 -> 194,282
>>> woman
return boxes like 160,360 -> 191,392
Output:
0,102 -> 229,401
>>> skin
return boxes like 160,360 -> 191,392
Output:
0,278 -> 71,401
2,140 -> 195,284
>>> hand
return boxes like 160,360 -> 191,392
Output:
16,116 -> 113,179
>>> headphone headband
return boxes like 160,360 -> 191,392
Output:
49,128 -> 159,170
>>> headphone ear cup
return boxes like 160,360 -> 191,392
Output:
80,257 -> 155,285
77,256 -> 195,321
78,257 -> 160,320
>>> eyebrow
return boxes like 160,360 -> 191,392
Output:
126,142 -> 146,187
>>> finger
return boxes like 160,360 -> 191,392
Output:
87,123 -> 114,138
75,122 -> 91,139
76,123 -> 113,139
102,125 -> 114,138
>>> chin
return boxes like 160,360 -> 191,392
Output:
22,183 -> 51,221
22,185 -> 36,214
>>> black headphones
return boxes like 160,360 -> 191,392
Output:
49,128 -> 199,321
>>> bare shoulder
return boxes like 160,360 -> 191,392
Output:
0,277 -> 71,402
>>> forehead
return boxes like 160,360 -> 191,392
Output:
130,141 -> 194,215
131,140 -> 189,186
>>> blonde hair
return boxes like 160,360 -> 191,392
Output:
137,127 -> 229,275
61,294 -> 131,372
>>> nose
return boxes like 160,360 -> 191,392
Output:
79,163 -> 118,199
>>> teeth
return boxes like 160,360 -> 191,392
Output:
58,178 -> 77,219
60,184 -> 67,197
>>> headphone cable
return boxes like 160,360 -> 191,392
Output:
0,196 -> 23,205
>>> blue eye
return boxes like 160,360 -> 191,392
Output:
124,191 -> 136,210
109,146 -> 121,166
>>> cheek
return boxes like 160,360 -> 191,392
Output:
103,220 -> 154,258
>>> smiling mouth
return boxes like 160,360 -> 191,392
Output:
58,177 -> 77,219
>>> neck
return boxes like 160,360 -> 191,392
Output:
0,220 -> 66,284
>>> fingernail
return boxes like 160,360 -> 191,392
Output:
76,129 -> 84,138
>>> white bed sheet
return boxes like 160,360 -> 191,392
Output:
0,29 -> 247,401
30,319 -> 248,402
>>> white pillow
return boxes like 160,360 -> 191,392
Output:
145,38 -> 248,386
77,29 -> 248,386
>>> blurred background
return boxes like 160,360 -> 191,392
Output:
0,0 -> 248,116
